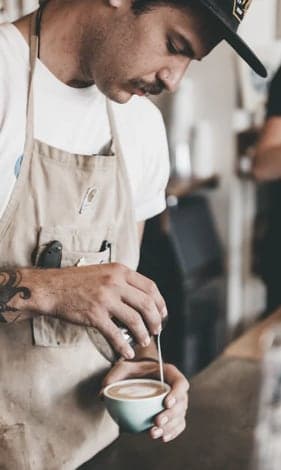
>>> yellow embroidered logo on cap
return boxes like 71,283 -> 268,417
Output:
233,0 -> 252,22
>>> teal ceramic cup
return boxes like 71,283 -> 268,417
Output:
103,378 -> 171,433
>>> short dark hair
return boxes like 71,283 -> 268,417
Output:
131,0 -> 222,47
131,0 -> 195,15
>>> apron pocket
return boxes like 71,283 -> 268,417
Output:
32,225 -> 115,361
34,224 -> 114,267
0,424 -> 30,470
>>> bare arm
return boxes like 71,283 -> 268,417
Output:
0,268 -> 49,323
0,221 -> 166,358
253,117 -> 281,181
0,261 -> 167,359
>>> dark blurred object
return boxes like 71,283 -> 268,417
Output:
252,181 -> 281,315
167,174 -> 219,199
236,127 -> 260,179
138,194 -> 226,377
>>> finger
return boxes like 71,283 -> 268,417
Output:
150,426 -> 164,439
101,361 -> 133,388
151,417 -> 186,441
163,364 -> 190,407
162,420 -> 186,443
110,301 -> 151,347
154,401 -> 188,429
120,285 -> 162,336
97,318 -> 135,360
102,359 -> 159,390
126,271 -> 168,318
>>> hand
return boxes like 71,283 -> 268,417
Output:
34,263 -> 167,359
101,359 -> 189,442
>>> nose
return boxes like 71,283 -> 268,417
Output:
157,59 -> 191,93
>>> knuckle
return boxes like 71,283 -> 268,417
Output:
159,298 -> 166,311
119,342 -> 130,355
106,327 -> 123,346
147,280 -> 157,295
112,262 -> 128,275
111,262 -> 120,271
102,274 -> 113,286
129,315 -> 144,333
143,298 -> 155,314
112,335 -> 124,350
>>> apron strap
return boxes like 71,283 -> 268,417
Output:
106,99 -> 139,247
23,11 -> 39,158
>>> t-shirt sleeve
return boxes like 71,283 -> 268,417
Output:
134,106 -> 170,222
267,66 -> 281,118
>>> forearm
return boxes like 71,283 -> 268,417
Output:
253,145 -> 281,181
0,263 -> 166,361
0,267 -> 57,323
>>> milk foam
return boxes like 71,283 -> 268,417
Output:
107,381 -> 165,399
116,384 -> 157,398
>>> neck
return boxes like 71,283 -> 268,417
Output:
15,1 -> 96,88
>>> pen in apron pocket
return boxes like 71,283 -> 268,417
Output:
99,240 -> 112,262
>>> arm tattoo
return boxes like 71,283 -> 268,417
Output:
0,270 -> 31,320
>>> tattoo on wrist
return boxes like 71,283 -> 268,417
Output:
0,270 -> 31,315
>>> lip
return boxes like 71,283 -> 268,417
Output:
133,88 -> 146,96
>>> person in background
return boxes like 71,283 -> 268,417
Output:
0,0 -> 266,467
252,65 -> 281,313
253,65 -> 281,181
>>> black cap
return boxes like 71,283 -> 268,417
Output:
198,0 -> 267,77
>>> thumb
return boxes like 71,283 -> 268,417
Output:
99,361 -> 133,397
100,360 -> 160,397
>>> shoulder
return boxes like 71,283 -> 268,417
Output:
0,22 -> 28,66
0,23 -> 29,94
0,23 -> 29,140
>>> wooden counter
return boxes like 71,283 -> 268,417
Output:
79,309 -> 281,470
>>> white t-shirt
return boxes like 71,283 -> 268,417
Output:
0,23 -> 170,222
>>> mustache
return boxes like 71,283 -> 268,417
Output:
130,79 -> 166,96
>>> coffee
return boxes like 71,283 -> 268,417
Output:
104,379 -> 170,432
106,381 -> 166,400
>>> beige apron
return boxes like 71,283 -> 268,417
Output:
0,12 -> 139,470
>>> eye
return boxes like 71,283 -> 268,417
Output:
167,38 -> 179,55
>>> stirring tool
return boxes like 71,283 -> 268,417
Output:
157,331 -> 164,384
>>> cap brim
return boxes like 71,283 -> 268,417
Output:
199,0 -> 268,78
222,26 -> 268,78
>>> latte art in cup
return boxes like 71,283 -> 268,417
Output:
103,379 -> 171,432
106,382 -> 166,400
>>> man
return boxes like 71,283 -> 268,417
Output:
252,65 -> 281,312
0,0 -> 266,468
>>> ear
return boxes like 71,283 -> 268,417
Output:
108,0 -> 123,7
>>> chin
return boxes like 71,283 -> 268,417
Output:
97,82 -> 132,104
108,89 -> 132,104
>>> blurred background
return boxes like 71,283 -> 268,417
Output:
2,0 -> 281,377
